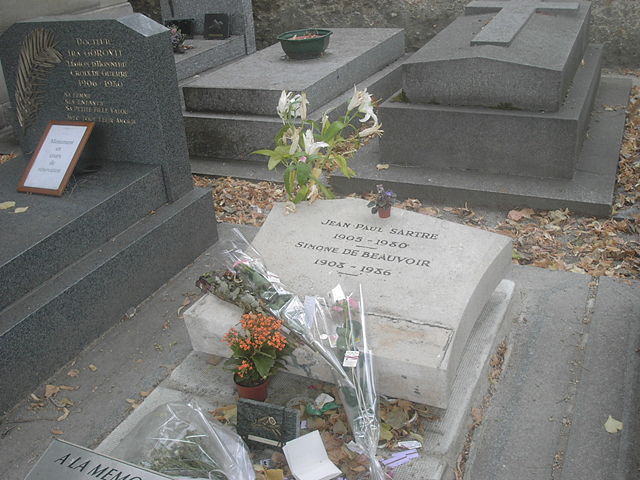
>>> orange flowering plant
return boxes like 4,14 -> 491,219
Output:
223,312 -> 294,387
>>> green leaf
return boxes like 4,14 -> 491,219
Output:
296,162 -> 312,186
322,121 -> 345,142
252,149 -> 276,157
292,185 -> 309,203
268,156 -> 282,170
283,165 -> 295,198
252,351 -> 276,378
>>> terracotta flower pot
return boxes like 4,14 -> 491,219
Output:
378,206 -> 391,218
234,375 -> 269,401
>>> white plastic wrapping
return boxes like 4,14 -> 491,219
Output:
110,401 -> 255,480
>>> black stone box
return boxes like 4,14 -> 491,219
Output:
236,398 -> 300,450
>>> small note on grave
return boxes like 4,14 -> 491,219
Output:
283,430 -> 342,480
24,439 -> 171,480
17,121 -> 94,196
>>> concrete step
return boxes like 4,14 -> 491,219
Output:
330,76 -> 631,217
0,159 -> 168,311
174,35 -> 247,81
182,28 -> 405,115
184,53 -> 406,162
0,187 -> 217,415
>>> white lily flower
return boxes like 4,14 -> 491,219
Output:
358,101 -> 378,124
307,183 -> 320,203
321,112 -> 330,132
277,90 -> 293,121
289,128 -> 301,155
291,92 -> 309,120
347,86 -> 362,111
303,129 -> 328,155
359,122 -> 383,138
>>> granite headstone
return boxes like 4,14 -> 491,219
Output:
0,14 -> 192,200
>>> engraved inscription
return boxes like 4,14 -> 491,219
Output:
62,37 -> 136,126
295,217 -> 440,278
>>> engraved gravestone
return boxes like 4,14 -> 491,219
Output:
185,198 -> 513,407
25,439 -> 171,480
0,14 -> 192,200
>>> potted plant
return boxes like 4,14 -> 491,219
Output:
277,28 -> 333,59
223,312 -> 294,401
368,184 -> 396,218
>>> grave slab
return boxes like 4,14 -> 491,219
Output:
173,36 -> 246,81
184,53 -> 405,161
0,14 -> 192,200
0,158 -> 165,311
332,76 -> 631,217
186,198 -> 512,407
402,2 -> 591,112
182,28 -> 405,116
382,44 -> 602,179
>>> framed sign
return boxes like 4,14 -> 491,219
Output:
17,121 -> 94,196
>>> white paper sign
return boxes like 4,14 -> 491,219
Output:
283,430 -> 342,480
23,124 -> 88,190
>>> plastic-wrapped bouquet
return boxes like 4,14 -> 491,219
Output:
110,401 -> 255,480
197,229 -> 386,479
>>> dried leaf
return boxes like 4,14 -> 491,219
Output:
376,163 -> 390,170
471,407 -> 483,425
604,415 -> 623,433
30,393 -> 41,401
139,391 -> 150,397
379,423 -> 393,441
59,385 -> 78,391
507,208 -> 535,221
14,206 -> 29,214
0,201 -> 15,210
51,429 -> 64,435
88,364 -> 97,372
67,369 -> 80,377
265,469 -> 284,480
44,384 -> 60,398
57,407 -> 70,422
385,406 -> 409,430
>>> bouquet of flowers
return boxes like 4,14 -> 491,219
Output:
253,87 -> 383,204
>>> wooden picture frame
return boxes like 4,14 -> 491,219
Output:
17,121 -> 94,196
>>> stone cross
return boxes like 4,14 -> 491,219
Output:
465,0 -> 580,46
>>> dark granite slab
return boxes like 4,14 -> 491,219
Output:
0,187 -> 217,414
0,156 -> 166,311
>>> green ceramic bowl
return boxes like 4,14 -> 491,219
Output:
277,29 -> 333,59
